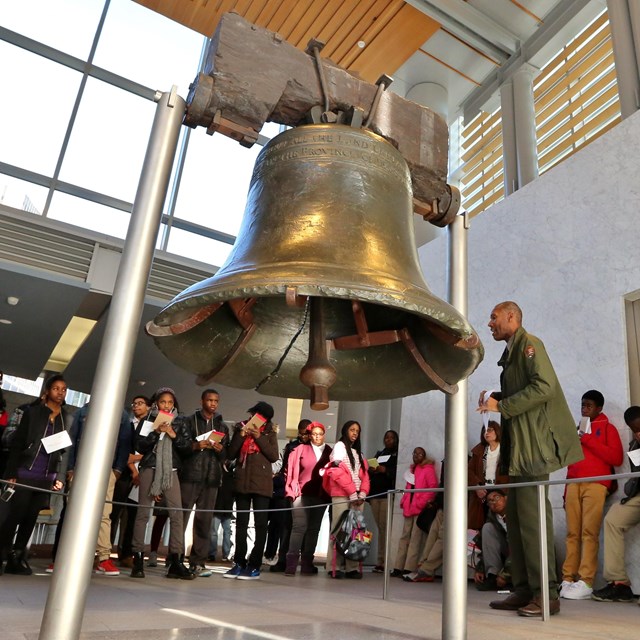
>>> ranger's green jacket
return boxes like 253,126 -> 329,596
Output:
496,327 -> 583,477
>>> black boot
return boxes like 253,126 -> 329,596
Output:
284,552 -> 299,576
166,553 -> 196,580
130,552 -> 145,578
300,553 -> 318,575
4,549 -> 32,575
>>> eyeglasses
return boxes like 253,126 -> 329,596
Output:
131,401 -> 147,407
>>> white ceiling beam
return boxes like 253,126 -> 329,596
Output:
404,0 -> 520,62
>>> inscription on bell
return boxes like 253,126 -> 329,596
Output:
259,126 -> 409,183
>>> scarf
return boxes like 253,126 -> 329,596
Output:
149,434 -> 173,496
239,424 -> 266,466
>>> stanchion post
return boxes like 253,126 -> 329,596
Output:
537,484 -> 550,621
383,490 -> 394,600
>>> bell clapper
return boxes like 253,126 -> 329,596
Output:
299,297 -> 337,411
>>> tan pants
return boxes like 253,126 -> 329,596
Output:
562,481 -> 607,584
96,470 -> 118,561
418,508 -> 444,574
394,515 -> 426,571
603,493 -> 640,583
369,498 -> 388,566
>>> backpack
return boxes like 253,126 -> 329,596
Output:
331,507 -> 372,561
1,406 -> 25,451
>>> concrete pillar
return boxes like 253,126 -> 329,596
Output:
406,81 -> 449,121
512,64 -> 539,187
499,79 -> 518,195
607,0 -> 640,119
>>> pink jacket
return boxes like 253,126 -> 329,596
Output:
322,457 -> 370,499
285,443 -> 332,499
399,462 -> 438,517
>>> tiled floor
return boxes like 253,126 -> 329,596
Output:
1,557 -> 638,640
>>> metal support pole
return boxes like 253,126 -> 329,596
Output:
442,212 -> 469,640
382,490 -> 394,600
537,484 -> 550,621
39,89 -> 185,640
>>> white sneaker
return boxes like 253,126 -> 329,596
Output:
562,579 -> 593,600
559,580 -> 574,596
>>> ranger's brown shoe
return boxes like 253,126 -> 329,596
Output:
517,597 -> 560,617
489,593 -> 532,610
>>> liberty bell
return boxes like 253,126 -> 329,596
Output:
147,123 -> 483,409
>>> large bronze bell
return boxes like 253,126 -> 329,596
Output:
147,124 -> 483,409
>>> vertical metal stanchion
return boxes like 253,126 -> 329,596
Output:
537,484 -> 550,621
383,490 -> 394,600
38,89 -> 185,640
442,212 -> 469,640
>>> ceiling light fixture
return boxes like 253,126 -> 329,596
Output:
7,296 -> 19,306
0,318 -> 12,325
44,316 -> 98,372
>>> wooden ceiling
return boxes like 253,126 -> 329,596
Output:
135,0 -> 440,83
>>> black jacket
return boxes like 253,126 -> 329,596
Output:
5,402 -> 74,483
179,410 -> 228,487
134,411 -> 192,471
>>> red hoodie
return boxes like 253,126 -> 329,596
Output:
566,412 -> 623,490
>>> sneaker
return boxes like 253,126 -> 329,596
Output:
389,568 -> 409,578
262,556 -> 277,566
96,559 -> 120,576
46,564 -> 54,574
372,565 -> 384,573
559,579 -> 574,593
190,565 -> 212,577
221,557 -> 231,562
592,582 -> 635,602
403,570 -> 434,583
562,579 -> 592,600
223,563 -> 244,579
236,566 -> 261,580
146,552 -> 158,568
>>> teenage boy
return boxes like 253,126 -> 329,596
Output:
180,389 -> 227,577
591,405 -> 640,602
561,390 -> 623,600
474,488 -> 510,592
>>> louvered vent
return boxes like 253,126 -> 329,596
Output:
147,258 -> 212,301
1,209 -> 215,302
0,214 -> 94,280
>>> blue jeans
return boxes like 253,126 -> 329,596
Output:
210,515 -> 232,559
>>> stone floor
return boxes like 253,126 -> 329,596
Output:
1,555 -> 638,640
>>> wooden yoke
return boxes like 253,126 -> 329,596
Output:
184,12 -> 459,226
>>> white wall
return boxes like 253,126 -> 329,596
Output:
397,109 -> 640,590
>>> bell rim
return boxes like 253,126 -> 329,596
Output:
153,275 -> 478,341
